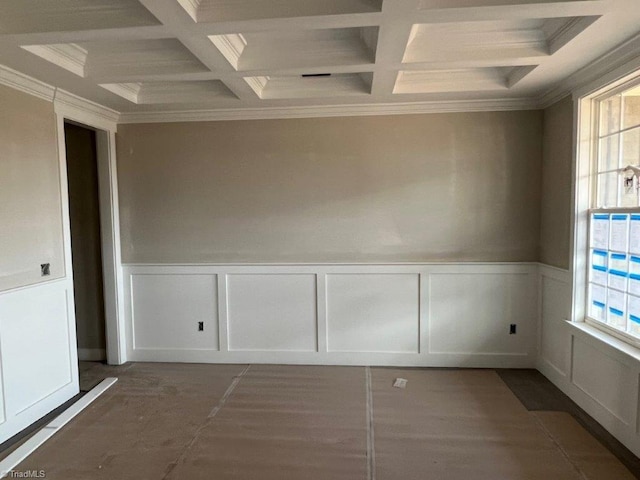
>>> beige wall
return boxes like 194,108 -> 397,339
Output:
117,111 -> 543,264
540,96 -> 574,269
0,84 -> 64,290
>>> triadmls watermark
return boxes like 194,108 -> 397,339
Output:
1,470 -> 46,479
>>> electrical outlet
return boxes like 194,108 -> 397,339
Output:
509,324 -> 517,335
41,263 -> 50,276
198,321 -> 204,332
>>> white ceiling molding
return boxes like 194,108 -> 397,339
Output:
545,16 -> 600,55
0,0 -> 637,117
21,44 -> 88,77
99,80 -> 237,105
182,0 -> 383,23
208,34 -> 247,70
0,0 -> 160,35
244,76 -> 270,97
539,31 -> 640,109
99,83 -> 142,104
175,0 -> 201,23
0,64 -> 55,101
2,15 -> 640,125
116,97 -> 538,124
394,68 -> 511,94
53,89 -> 120,132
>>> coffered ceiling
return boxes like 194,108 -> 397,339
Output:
0,0 -> 639,121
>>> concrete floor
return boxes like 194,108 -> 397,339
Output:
2,363 -> 638,479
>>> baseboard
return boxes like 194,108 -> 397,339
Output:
77,348 -> 106,362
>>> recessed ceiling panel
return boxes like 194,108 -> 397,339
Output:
403,16 -> 597,65
394,68 -> 519,94
100,80 -> 237,104
418,0 -> 587,8
244,73 -> 373,99
23,39 -> 209,80
210,27 -> 378,71
404,19 -> 547,64
177,0 -> 383,23
0,0 -> 159,34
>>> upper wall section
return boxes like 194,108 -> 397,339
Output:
540,95 -> 573,269
0,83 -> 64,291
117,111 -> 543,264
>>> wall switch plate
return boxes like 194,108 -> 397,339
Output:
509,324 -> 517,334
198,321 -> 204,332
41,263 -> 50,276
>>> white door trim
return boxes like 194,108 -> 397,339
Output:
54,93 -> 126,365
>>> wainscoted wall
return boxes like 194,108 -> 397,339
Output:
123,263 -> 538,367
0,279 -> 79,444
0,81 -> 80,445
538,264 -> 640,458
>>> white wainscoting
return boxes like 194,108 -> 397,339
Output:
123,263 -> 539,367
538,263 -> 640,458
0,278 -> 79,444
326,274 -> 419,354
228,274 -> 317,352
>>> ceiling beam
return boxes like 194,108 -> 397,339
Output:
0,25 -> 173,46
136,0 -> 258,101
370,0 -> 418,96
412,1 -> 608,24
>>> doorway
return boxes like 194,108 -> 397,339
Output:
64,122 -> 107,362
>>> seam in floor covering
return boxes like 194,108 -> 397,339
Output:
208,364 -> 252,419
366,366 -> 376,480
531,413 -> 590,480
160,364 -> 252,480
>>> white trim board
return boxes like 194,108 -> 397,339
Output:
0,378 -> 117,479
55,103 -> 126,366
54,90 -> 119,133
0,65 -> 55,102
539,31 -> 640,109
116,97 -> 538,123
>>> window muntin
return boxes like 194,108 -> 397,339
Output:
595,85 -> 640,208
587,82 -> 640,342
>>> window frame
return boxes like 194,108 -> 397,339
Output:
583,77 -> 640,347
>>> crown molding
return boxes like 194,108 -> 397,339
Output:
244,76 -> 269,98
21,43 -> 87,77
538,31 -> 640,109
0,64 -> 56,101
546,15 -> 599,55
209,33 -> 247,70
54,89 -> 120,131
117,97 -> 538,123
100,82 -> 141,104
175,0 -> 201,22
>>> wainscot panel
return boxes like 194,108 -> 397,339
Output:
538,263 -> 640,458
0,279 -> 79,444
124,263 -> 538,367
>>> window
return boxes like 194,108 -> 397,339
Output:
587,82 -> 640,342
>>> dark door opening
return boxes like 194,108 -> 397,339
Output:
64,122 -> 107,362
